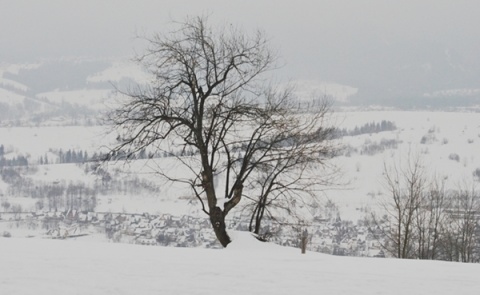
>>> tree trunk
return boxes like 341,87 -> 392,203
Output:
210,206 -> 231,247
249,204 -> 259,233
254,202 -> 265,235
250,194 -> 267,235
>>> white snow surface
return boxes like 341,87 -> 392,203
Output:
1,110 -> 480,293
0,125 -> 109,159
0,62 -> 42,75
423,88 -> 480,98
0,88 -> 25,104
36,89 -> 114,110
283,79 -> 358,103
0,77 -> 29,92
1,232 -> 479,295
86,60 -> 151,84
1,110 -> 480,218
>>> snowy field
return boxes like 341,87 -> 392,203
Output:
1,110 -> 480,221
1,232 -> 480,295
326,110 -> 480,220
1,110 -> 480,294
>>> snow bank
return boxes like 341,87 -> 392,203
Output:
1,234 -> 479,295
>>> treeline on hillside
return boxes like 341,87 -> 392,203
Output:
44,148 -> 91,164
333,120 -> 396,138
0,144 -> 29,167
0,164 -> 160,213
46,147 -> 194,164
0,155 -> 28,167
0,99 -> 100,127
1,143 -> 197,168
0,167 -> 97,212
2,120 -> 395,167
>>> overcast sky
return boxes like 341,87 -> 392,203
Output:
2,0 -> 479,103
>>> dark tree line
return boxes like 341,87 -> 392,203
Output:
334,120 -> 396,138
360,138 -> 400,156
0,144 -> 29,167
0,155 -> 28,167
47,149 -> 90,164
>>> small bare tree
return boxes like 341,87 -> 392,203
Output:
441,184 -> 480,262
414,178 -> 449,260
107,16 -> 335,247
373,154 -> 426,258
244,112 -> 338,236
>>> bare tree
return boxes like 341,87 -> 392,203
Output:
244,110 -> 338,237
373,154 -> 426,258
107,16 -> 335,247
441,184 -> 480,262
414,178 -> 449,260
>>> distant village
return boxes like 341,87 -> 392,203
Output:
0,209 -> 384,257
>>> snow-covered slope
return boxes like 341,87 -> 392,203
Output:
1,232 -> 479,295
0,87 -> 25,104
1,110 -> 479,219
36,89 -> 114,110
328,110 -> 480,220
86,60 -> 151,84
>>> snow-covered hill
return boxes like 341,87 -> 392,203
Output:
0,58 -> 149,126
1,110 -> 479,221
1,109 -> 479,259
331,110 -> 480,220
1,57 -> 480,127
1,232 -> 479,295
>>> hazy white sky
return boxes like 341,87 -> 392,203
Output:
2,0 -> 479,101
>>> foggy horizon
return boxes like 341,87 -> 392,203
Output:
1,0 -> 479,106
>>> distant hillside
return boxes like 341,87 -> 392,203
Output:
0,58 -> 147,126
1,55 -> 480,127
